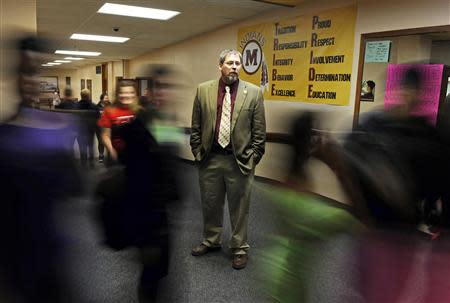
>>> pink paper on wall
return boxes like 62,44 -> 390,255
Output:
384,64 -> 443,125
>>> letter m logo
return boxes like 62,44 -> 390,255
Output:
242,40 -> 262,74
245,49 -> 258,66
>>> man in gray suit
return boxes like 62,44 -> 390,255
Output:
190,49 -> 266,269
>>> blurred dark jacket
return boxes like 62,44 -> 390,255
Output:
95,116 -> 179,279
0,108 -> 81,302
77,99 -> 96,110
345,112 -> 449,223
76,99 -> 99,130
56,98 -> 77,110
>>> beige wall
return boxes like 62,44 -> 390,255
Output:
41,60 -> 129,104
356,0 -> 450,33
107,62 -> 114,100
110,60 -> 126,101
40,66 -> 100,102
77,64 -> 102,102
397,36 -> 432,64
0,0 -> 37,121
41,68 -> 79,99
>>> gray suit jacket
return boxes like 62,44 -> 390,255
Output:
190,79 -> 266,174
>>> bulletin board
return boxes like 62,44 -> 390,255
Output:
39,76 -> 58,92
237,5 -> 356,105
384,64 -> 444,125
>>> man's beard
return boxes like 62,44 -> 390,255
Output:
223,73 -> 238,84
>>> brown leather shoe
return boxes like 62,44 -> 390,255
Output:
191,244 -> 221,256
232,254 -> 248,269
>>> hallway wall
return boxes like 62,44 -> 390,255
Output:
0,0 -> 37,120
3,0 -> 449,203
41,60 -> 127,104
127,0 -> 450,203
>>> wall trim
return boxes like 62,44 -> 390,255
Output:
179,158 -> 353,212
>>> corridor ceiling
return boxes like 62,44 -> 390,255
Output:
37,0 -> 283,68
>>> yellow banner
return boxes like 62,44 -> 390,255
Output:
237,5 -> 356,105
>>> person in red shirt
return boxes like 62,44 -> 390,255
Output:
98,80 -> 141,162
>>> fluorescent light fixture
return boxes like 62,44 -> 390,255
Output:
55,50 -> 101,56
98,3 -> 179,20
71,33 -> 129,43
54,60 -> 71,63
46,62 -> 62,65
64,57 -> 85,60
42,64 -> 54,67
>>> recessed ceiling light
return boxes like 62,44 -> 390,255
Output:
42,64 -> 54,67
55,50 -> 101,56
47,62 -> 62,65
71,33 -> 129,43
54,60 -> 71,63
64,57 -> 84,60
98,3 -> 180,20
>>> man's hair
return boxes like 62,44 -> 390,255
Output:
152,65 -> 173,78
219,49 -> 242,65
116,79 -> 137,97
80,89 -> 90,100
366,80 -> 375,89
18,36 -> 49,53
401,68 -> 422,90
115,79 -> 141,112
64,87 -> 73,98
15,35 -> 53,107
17,36 -> 49,76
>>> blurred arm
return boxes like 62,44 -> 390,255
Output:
251,88 -> 266,164
190,87 -> 202,161
101,128 -> 117,161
